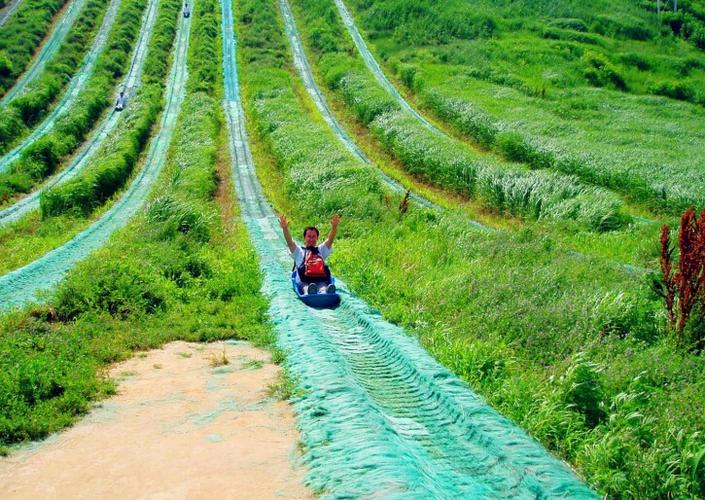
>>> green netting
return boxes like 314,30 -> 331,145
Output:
0,0 -> 160,224
0,0 -> 190,308
221,0 -> 596,496
1,0 -> 87,106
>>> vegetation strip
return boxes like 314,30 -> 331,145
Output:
278,0 -> 436,213
0,0 -> 157,226
0,0 -> 117,164
0,0 -> 191,308
1,0 -> 86,104
225,0 -> 593,495
0,0 -> 150,205
0,0 -> 24,26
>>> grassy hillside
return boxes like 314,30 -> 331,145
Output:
345,0 -> 705,214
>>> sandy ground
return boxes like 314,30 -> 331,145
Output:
0,340 -> 310,499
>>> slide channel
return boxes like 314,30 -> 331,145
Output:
1,0 -> 87,105
0,0 -> 160,225
222,0 -> 595,496
0,0 -> 191,308
0,0 -> 24,26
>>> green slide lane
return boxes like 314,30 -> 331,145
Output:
1,0 -> 86,105
0,0 -> 191,307
278,0 -> 438,212
0,0 -> 23,26
0,0 -> 159,225
333,0 -> 437,133
333,0 -> 660,227
223,0 -> 595,495
0,0 -> 121,173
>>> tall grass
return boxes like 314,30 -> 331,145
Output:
0,0 -> 110,153
0,0 -> 69,94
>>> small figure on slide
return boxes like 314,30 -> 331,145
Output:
115,90 -> 126,111
279,213 -> 340,295
183,2 -> 190,17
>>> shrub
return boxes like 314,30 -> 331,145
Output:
582,50 -> 627,90
54,258 -> 170,319
559,353 -> 606,428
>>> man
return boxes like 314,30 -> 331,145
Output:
279,213 -> 340,295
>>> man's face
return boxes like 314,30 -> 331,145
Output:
304,229 -> 318,247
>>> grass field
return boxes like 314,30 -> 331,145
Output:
0,0 -> 703,496
342,0 -> 705,214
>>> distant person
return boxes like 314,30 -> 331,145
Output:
115,90 -> 126,111
183,2 -> 190,17
279,213 -> 340,295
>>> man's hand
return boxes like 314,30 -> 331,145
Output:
331,213 -> 340,227
279,214 -> 289,230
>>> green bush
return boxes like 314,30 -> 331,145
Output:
583,50 -> 627,90
0,0 -> 68,93
0,0 -> 109,151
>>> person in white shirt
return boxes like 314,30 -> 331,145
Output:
279,213 -> 340,295
115,90 -> 126,111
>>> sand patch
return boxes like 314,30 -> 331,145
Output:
0,340 -> 310,499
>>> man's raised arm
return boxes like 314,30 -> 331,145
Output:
324,213 -> 340,249
279,215 -> 298,253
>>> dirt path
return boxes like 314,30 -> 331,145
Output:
0,340 -> 310,499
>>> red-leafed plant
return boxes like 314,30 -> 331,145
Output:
660,207 -> 705,351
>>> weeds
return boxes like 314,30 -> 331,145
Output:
208,348 -> 229,368
658,207 -> 705,350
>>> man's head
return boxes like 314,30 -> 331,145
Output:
303,226 -> 319,247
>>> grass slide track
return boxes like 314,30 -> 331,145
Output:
223,0 -> 594,495
278,0 -> 438,213
333,0 -> 662,225
0,1 -> 191,308
1,0 -> 86,105
0,0 -> 159,225
278,0 -> 655,276
0,0 -> 121,173
0,0 -> 23,26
